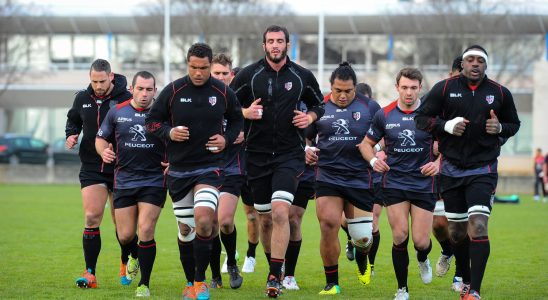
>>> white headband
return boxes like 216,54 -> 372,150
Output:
462,50 -> 488,64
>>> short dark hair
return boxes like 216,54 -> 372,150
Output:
90,59 -> 111,74
452,56 -> 463,72
263,25 -> 290,44
212,53 -> 233,68
132,71 -> 156,87
356,83 -> 372,98
396,67 -> 423,85
329,61 -> 357,86
463,44 -> 488,57
186,43 -> 213,63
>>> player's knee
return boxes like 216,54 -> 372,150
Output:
246,211 -> 258,222
117,232 -> 134,245
393,229 -> 409,245
271,208 -> 288,225
194,188 -> 219,210
220,221 -> 234,234
448,227 -> 467,244
177,221 -> 196,242
348,216 -> 374,250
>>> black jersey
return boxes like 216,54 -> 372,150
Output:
97,100 -> 166,189
65,74 -> 132,173
415,74 -> 520,169
145,76 -> 243,172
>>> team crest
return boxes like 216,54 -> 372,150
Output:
209,96 -> 217,106
352,111 -> 361,121
285,82 -> 292,91
485,95 -> 494,104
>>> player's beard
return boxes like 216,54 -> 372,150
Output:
266,48 -> 287,64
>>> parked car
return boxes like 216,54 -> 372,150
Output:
0,134 -> 49,164
50,138 -> 80,165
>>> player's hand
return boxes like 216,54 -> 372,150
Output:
444,117 -> 469,136
101,143 -> 116,164
66,134 -> 79,149
206,134 -> 226,153
161,161 -> 169,176
233,131 -> 244,145
485,109 -> 502,135
371,157 -> 390,173
305,146 -> 319,165
420,161 -> 439,177
293,110 -> 312,129
244,98 -> 263,120
170,126 -> 190,142
375,150 -> 386,160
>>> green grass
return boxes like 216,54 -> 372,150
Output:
0,184 -> 547,299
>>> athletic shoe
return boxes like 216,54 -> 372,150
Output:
75,268 -> 97,288
451,276 -> 464,292
318,282 -> 340,295
194,281 -> 210,300
265,274 -> 282,298
464,290 -> 481,300
356,266 -> 370,285
364,263 -> 373,283
460,283 -> 471,300
436,254 -> 453,277
346,241 -> 355,261
282,275 -> 300,290
135,284 -> 150,297
227,265 -> 243,289
126,256 -> 140,281
394,287 -> 409,300
534,195 -> 540,201
221,250 -> 239,273
119,262 -> 132,285
183,282 -> 196,300
242,256 -> 256,273
209,277 -> 222,289
418,258 -> 432,284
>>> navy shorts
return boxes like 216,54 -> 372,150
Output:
221,174 -> 246,197
440,173 -> 497,220
240,179 -> 254,206
315,181 -> 374,212
113,186 -> 167,209
293,180 -> 315,209
373,182 -> 385,206
383,188 -> 437,212
79,169 -> 113,191
167,169 -> 223,203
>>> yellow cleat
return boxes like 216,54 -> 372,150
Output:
356,265 -> 370,285
319,283 -> 341,295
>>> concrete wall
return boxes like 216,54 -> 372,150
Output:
532,60 -> 548,154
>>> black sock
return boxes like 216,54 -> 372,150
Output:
178,238 -> 195,283
83,227 -> 101,274
284,240 -> 302,277
247,241 -> 258,258
119,235 -> 139,263
116,231 -> 130,264
438,238 -> 453,257
138,239 -> 156,287
369,230 -> 380,265
324,264 -> 339,285
269,257 -> 284,279
210,235 -> 221,279
341,224 -> 351,241
265,252 -> 271,264
355,247 -> 368,274
194,234 -> 213,282
470,236 -> 490,294
221,227 -> 238,266
452,237 -> 470,283
392,237 -> 409,290
415,239 -> 432,262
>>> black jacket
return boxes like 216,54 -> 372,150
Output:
230,58 -> 324,154
145,76 -> 243,172
415,74 -> 520,169
65,74 -> 132,173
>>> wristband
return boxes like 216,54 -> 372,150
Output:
369,157 -> 378,168
498,123 -> 502,134
444,117 -> 464,135
374,143 -> 382,152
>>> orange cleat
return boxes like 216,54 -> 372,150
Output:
75,268 -> 97,288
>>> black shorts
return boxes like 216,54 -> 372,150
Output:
315,181 -> 374,212
79,170 -> 113,191
240,179 -> 254,206
293,180 -> 315,209
167,170 -> 223,203
440,173 -> 497,221
383,188 -> 437,212
113,186 -> 167,209
221,175 -> 245,197
373,182 -> 385,206
246,151 -> 304,206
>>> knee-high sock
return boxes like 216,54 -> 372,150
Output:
83,227 -> 101,274
368,230 -> 380,265
284,239 -> 302,277
221,227 -> 238,266
392,237 -> 409,290
194,234 -> 213,282
178,238 -> 195,283
452,237 -> 471,283
210,235 -> 221,279
138,239 -> 156,287
470,236 -> 490,294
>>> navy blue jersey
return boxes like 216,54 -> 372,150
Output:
367,100 -> 435,193
98,100 -> 166,189
313,94 -> 380,189
222,118 -> 246,176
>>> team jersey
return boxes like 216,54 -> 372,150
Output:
367,100 -> 435,193
313,94 -> 380,189
97,100 -> 166,189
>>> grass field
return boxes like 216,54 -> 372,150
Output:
0,184 -> 547,299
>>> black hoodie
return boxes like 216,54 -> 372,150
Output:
65,73 -> 132,173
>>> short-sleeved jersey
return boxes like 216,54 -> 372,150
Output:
314,94 -> 381,189
367,100 -> 435,193
98,100 -> 166,189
